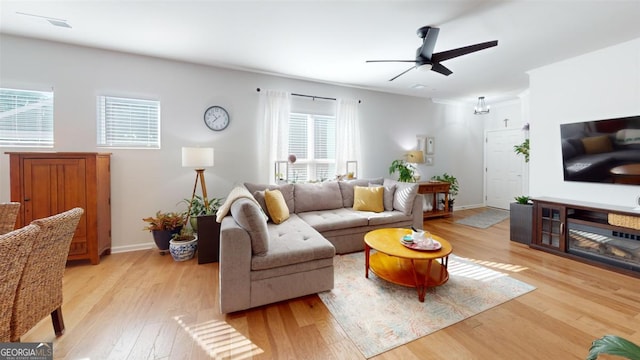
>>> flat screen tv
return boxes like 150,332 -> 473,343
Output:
560,115 -> 640,185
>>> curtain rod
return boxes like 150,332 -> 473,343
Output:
256,88 -> 361,103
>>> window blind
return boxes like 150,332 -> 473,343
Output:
0,88 -> 54,147
314,115 -> 335,160
288,112 -> 336,181
289,113 -> 308,159
97,95 -> 160,148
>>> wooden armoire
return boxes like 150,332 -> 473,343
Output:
7,152 -> 112,264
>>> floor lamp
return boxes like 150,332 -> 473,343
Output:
182,147 -> 214,225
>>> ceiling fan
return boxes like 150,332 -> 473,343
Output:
366,26 -> 498,81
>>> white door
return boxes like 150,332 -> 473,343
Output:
485,129 -> 525,209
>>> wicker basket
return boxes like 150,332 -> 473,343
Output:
607,213 -> 640,230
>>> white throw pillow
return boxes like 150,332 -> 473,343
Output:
383,178 -> 418,215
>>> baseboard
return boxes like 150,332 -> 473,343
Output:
454,203 -> 485,211
111,242 -> 155,254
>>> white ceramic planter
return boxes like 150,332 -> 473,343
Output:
169,236 -> 198,261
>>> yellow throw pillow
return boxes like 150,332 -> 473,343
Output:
265,189 -> 290,224
581,135 -> 613,154
353,186 -> 384,212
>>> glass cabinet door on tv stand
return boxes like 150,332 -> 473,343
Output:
535,202 -> 566,252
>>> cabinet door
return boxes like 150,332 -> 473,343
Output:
23,158 -> 88,255
536,203 -> 566,251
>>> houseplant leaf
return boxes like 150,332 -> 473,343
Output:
587,335 -> 640,360
388,159 -> 416,182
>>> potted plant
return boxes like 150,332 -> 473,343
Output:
514,138 -> 530,162
430,173 -> 459,211
510,195 -> 533,244
388,159 -> 416,182
180,195 -> 224,231
181,195 -> 224,264
142,211 -> 184,254
169,227 -> 198,261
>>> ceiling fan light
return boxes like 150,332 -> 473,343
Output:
417,64 -> 432,72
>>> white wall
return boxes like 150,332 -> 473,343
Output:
0,35 -> 487,251
528,37 -> 640,208
431,103 -> 486,208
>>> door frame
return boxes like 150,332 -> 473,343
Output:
484,128 -> 528,209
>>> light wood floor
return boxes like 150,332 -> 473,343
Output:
22,208 -> 640,359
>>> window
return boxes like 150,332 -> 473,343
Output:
0,88 -> 54,147
97,95 -> 160,148
288,113 -> 336,182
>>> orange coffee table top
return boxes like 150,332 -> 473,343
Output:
364,228 -> 452,260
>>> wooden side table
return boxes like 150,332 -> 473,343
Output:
417,181 -> 451,219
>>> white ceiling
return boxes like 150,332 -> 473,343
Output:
1,1 -> 640,104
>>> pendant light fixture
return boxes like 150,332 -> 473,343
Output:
474,96 -> 490,115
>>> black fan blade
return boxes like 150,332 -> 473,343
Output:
431,40 -> 498,63
366,60 -> 416,63
389,65 -> 416,81
419,27 -> 440,59
431,63 -> 453,76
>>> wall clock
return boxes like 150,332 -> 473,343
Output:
203,105 -> 230,131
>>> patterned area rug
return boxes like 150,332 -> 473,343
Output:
318,252 -> 535,358
455,208 -> 510,229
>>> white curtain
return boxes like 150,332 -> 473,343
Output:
261,90 -> 291,183
335,99 -> 361,175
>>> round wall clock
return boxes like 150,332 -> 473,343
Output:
203,105 -> 230,131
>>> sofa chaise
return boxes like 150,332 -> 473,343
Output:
217,178 -> 423,313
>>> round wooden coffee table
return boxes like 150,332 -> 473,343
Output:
364,228 -> 453,302
610,163 -> 640,184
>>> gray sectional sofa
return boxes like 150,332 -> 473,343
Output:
218,178 -> 423,313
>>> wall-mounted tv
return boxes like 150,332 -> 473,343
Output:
560,115 -> 640,185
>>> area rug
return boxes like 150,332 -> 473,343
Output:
455,208 -> 510,229
318,252 -> 535,358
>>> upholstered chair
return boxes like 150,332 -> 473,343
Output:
0,202 -> 21,235
0,224 -> 38,342
10,207 -> 84,342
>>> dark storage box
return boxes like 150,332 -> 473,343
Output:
510,203 -> 533,244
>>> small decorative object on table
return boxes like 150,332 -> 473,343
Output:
402,230 -> 441,251
346,160 -> 358,179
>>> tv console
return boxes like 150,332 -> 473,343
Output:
531,197 -> 640,277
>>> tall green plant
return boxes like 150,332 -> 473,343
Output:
180,195 -> 224,217
388,159 -> 416,182
179,195 -> 224,231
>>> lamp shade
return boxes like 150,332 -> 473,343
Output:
182,147 -> 214,168
407,150 -> 425,164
